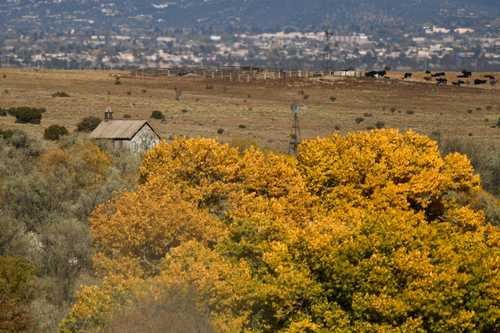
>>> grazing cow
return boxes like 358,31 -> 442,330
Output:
458,70 -> 472,78
424,76 -> 432,81
484,74 -> 496,80
425,70 -> 431,74
452,80 -> 465,87
431,72 -> 446,77
403,72 -> 412,79
474,79 -> 487,85
366,70 -> 387,78
436,78 -> 448,86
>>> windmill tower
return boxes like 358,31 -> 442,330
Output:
288,103 -> 302,154
324,29 -> 333,72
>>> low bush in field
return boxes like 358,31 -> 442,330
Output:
44,125 -> 69,141
8,107 -> 46,124
52,91 -> 70,98
151,111 -> 165,120
77,116 -> 101,132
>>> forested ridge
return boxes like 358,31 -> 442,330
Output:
1,129 -> 499,332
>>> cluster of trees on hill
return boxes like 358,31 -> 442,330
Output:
56,129 -> 498,332
0,130 -> 140,331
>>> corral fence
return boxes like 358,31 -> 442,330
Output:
128,67 -> 365,83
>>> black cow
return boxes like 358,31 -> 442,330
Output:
424,76 -> 432,81
458,70 -> 472,78
474,79 -> 487,85
431,72 -> 446,77
436,78 -> 448,86
452,80 -> 465,87
425,70 -> 431,74
403,72 -> 413,79
484,74 -> 496,80
366,70 -> 386,78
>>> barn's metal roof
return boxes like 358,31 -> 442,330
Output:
89,120 -> 158,140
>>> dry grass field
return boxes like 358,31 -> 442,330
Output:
0,68 -> 499,152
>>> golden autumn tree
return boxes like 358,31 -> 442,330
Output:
61,130 -> 499,333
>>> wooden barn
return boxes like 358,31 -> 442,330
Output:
89,108 -> 161,152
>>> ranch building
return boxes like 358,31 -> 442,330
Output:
89,108 -> 161,152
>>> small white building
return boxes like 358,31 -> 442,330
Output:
89,109 -> 161,153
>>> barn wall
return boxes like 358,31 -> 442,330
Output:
130,125 -> 160,152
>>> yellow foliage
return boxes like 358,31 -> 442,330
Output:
61,130 -> 499,333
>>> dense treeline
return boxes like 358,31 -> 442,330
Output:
58,129 -> 499,333
0,130 -> 140,331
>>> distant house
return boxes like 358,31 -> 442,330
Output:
89,108 -> 161,152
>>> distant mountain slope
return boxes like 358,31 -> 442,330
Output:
1,0 -> 499,31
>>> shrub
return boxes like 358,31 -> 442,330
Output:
151,111 -> 165,120
0,129 -> 29,148
390,107 -> 396,113
114,77 -> 121,85
497,117 -> 500,128
0,108 -> 7,116
126,91 -> 132,96
375,121 -> 385,129
406,110 -> 415,115
77,116 -> 101,132
8,107 -> 45,124
123,114 -> 131,119
485,105 -> 492,111
100,289 -> 213,333
355,117 -> 364,124
330,96 -> 337,102
334,125 -> 341,131
217,128 -> 224,134
0,256 -> 37,332
363,112 -> 372,117
0,128 -> 17,140
181,109 -> 189,114
52,91 -> 70,98
440,137 -> 500,196
44,125 -> 69,141
467,109 -> 473,114
238,124 -> 247,129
